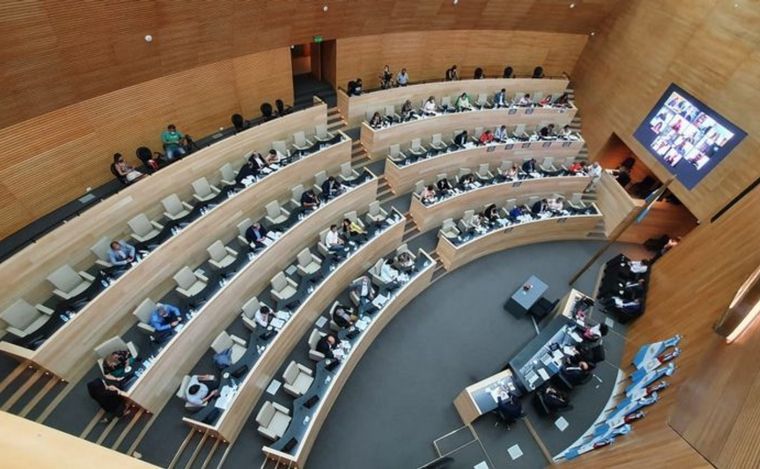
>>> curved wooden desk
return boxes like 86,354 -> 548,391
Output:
262,251 -> 436,468
360,105 -> 577,159
126,176 -> 379,413
409,175 -> 591,233
337,78 -> 569,128
0,138 -> 351,380
0,101 -> 328,311
180,210 -> 406,441
385,138 -> 586,195
436,209 -> 604,271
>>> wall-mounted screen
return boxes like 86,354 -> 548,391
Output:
633,83 -> 747,189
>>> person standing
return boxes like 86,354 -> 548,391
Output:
396,68 -> 410,87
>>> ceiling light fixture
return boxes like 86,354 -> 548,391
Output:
323,5 -> 328,11
569,3 -> 575,8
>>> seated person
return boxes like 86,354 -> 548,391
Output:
479,129 -> 495,145
538,95 -> 553,106
236,152 -> 268,183
542,384 -> 571,412
422,96 -> 437,115
455,92 -> 473,111
522,158 -> 538,174
559,125 -> 575,139
111,153 -> 145,185
420,185 -> 437,204
255,305 -> 274,328
378,260 -> 400,286
615,167 -> 632,188
539,124 -> 556,138
185,374 -> 220,408
494,88 -> 508,108
495,392 -> 523,425
445,65 -> 459,81
565,160 -> 586,175
555,92 -> 570,106
266,148 -> 281,165
580,323 -> 609,343
87,378 -> 131,419
348,78 -> 363,96
531,198 -> 548,216
369,111 -> 384,129
245,222 -> 269,250
149,303 -> 183,343
400,100 -> 416,121
458,173 -> 477,191
546,197 -> 565,213
321,176 -> 343,201
300,189 -> 320,212
396,68 -> 410,87
436,177 -> 454,196
394,251 -> 415,272
135,146 -> 162,172
325,224 -> 348,257
108,240 -> 137,268
508,205 -> 525,220
102,349 -> 136,386
499,163 -> 519,181
560,360 -> 595,386
332,303 -> 358,329
517,93 -> 532,107
379,66 -> 393,89
316,334 -> 341,360
453,130 -> 469,148
350,275 -> 376,309
494,124 -> 508,142
341,217 -> 367,242
483,204 -> 499,224
161,124 -> 187,160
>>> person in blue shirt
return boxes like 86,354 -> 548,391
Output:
161,124 -> 187,161
108,241 -> 136,266
149,303 -> 182,343
508,205 -> 525,220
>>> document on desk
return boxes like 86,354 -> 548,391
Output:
540,354 -> 554,367
526,371 -> 539,388
214,385 -> 235,410
552,350 -> 565,361
355,318 -> 370,332
537,368 -> 550,381
372,294 -> 388,308
270,318 -> 285,330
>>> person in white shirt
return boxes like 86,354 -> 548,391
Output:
585,162 -> 603,192
517,94 -> 532,107
547,197 -> 565,212
378,261 -> 399,284
396,68 -> 409,86
494,125 -> 508,142
184,374 -> 219,408
422,96 -> 437,116
254,305 -> 273,328
560,125 -> 576,139
325,224 -> 347,257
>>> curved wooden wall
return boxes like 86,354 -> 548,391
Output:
384,139 -> 585,195
0,104 -> 326,313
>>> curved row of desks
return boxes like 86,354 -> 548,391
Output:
181,209 -> 407,441
0,100 -> 328,314
409,174 -> 592,233
437,209 -> 604,271
262,251 -> 436,467
385,137 -> 585,195
360,104 -> 577,159
125,175 -> 379,413
337,77 -> 569,127
0,138 -> 352,380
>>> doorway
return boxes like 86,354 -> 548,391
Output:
290,40 -> 337,109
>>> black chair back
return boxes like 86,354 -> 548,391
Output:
503,66 -> 514,78
260,102 -> 273,119
231,113 -> 245,132
532,66 -> 545,78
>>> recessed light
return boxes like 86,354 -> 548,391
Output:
570,3 -> 575,8
453,0 -> 459,4
590,32 -> 596,36
323,5 -> 328,11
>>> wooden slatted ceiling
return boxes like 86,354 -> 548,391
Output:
0,0 -> 619,127
0,47 -> 293,240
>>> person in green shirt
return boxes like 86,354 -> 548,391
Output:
455,93 -> 474,111
161,124 -> 187,160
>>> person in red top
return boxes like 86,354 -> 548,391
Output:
566,160 -> 586,175
479,129 -> 495,145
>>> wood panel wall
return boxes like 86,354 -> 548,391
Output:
335,30 -> 588,90
0,48 -> 293,240
0,1 -> 618,127
572,0 -> 760,222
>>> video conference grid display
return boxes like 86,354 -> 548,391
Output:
633,84 -> 746,189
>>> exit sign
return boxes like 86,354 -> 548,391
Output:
313,35 -> 323,43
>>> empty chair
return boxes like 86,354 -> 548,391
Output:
388,144 -> 407,164
569,193 -> 586,210
282,361 -> 315,397
173,267 -> 208,300
132,298 -> 157,336
540,157 -> 557,173
458,210 -> 476,232
365,201 -> 388,225
237,218 -> 253,246
513,124 -> 528,139
272,140 -> 291,158
440,218 -> 461,240
472,127 -> 484,143
47,265 -> 95,300
292,131 -> 314,153
408,138 -> 427,158
241,297 -> 270,331
414,180 -> 425,195
308,328 -> 327,361
94,336 -> 138,377
526,196 -> 540,211
505,199 -> 517,211
128,213 -> 164,243
0,300 -> 53,338
317,229 -> 331,258
270,272 -> 298,309
296,247 -> 322,277
256,401 -> 292,441
477,93 -> 492,108
313,170 -> 328,195
315,124 -> 335,143
338,162 -> 360,184
211,331 -> 247,366
430,133 -> 447,151
290,184 -> 305,207
500,160 -> 513,173
207,241 -> 238,270
192,177 -> 221,203
162,194 -> 193,221
476,163 -> 494,182
384,104 -> 400,122
329,301 -> 342,332
533,91 -> 545,102
265,200 -> 290,225
440,96 -> 452,109
90,236 -> 114,268
219,163 -> 238,186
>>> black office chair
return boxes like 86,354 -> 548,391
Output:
532,389 -> 552,416
529,297 -> 558,321
473,67 -> 484,79
532,66 -> 545,79
260,102 -> 274,120
231,113 -> 247,133
275,99 -> 292,116
503,66 -> 514,78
